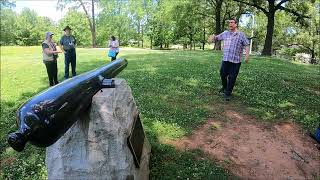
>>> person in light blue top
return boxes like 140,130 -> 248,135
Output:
209,18 -> 250,101
108,36 -> 119,61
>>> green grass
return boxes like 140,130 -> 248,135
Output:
1,46 -> 319,179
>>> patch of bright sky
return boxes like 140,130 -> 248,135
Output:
239,13 -> 255,28
14,0 -> 75,22
14,0 -> 257,28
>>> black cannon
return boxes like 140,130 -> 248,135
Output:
8,58 -> 128,152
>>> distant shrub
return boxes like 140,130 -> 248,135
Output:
294,53 -> 311,64
277,47 -> 301,60
276,46 -> 320,64
295,53 -> 319,64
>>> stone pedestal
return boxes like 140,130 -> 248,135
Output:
46,78 -> 151,180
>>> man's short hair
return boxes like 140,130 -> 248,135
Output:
228,18 -> 238,24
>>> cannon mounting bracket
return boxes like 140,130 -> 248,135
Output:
102,79 -> 115,88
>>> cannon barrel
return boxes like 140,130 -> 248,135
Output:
8,58 -> 128,152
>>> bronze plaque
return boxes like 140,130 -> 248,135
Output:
127,113 -> 145,168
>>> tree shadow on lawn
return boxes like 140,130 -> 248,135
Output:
0,93 -> 233,180
1,54 -> 231,179
148,139 -> 232,179
1,95 -> 47,179
0,89 -> 49,151
2,51 -> 318,179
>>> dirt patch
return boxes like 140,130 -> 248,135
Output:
167,109 -> 320,179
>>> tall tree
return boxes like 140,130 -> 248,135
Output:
15,8 -> 40,45
233,0 -> 311,56
207,0 -> 224,50
57,0 -> 97,47
291,2 -> 319,63
147,0 -> 174,49
199,0 -> 245,50
129,0 -> 149,48
98,0 -> 134,46
59,10 -> 92,46
0,9 -> 16,45
172,0 -> 202,50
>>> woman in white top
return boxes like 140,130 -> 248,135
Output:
108,36 -> 119,61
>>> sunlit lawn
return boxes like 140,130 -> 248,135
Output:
1,46 -> 319,179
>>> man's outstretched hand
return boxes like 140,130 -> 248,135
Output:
208,35 -> 215,43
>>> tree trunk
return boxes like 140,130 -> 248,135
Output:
118,33 -> 121,46
311,50 -> 315,64
202,26 -> 205,50
189,29 -> 193,50
262,11 -> 275,56
310,37 -> 316,64
311,43 -> 316,64
137,21 -> 140,47
79,0 -> 96,48
150,36 -> 153,49
183,44 -> 187,49
141,25 -> 144,48
214,0 -> 223,50
91,0 -> 96,48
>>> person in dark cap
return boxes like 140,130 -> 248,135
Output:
42,32 -> 62,86
59,25 -> 77,79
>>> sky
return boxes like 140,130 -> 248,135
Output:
13,0 -> 253,26
14,0 -> 70,22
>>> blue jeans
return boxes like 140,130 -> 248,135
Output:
316,124 -> 320,143
220,61 -> 241,96
64,50 -> 76,79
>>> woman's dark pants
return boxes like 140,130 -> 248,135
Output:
44,60 -> 58,86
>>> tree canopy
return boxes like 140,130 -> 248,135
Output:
1,0 -> 319,62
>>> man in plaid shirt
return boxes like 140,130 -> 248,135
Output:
209,18 -> 250,101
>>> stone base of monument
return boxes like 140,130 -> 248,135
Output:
46,78 -> 151,180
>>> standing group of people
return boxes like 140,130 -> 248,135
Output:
43,18 -> 246,102
42,25 -> 119,87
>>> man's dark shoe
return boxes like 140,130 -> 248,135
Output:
224,94 -> 231,101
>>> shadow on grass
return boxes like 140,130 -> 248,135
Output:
1,53 -> 232,179
1,50 -> 318,179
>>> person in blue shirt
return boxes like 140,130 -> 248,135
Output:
59,26 -> 77,79
208,18 -> 250,101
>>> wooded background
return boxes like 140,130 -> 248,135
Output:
1,0 -> 319,62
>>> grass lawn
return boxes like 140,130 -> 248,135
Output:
1,46 -> 319,179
